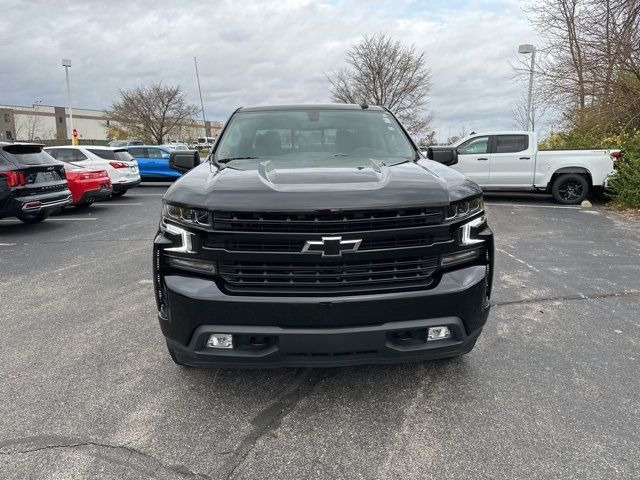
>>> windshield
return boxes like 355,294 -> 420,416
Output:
214,109 -> 415,162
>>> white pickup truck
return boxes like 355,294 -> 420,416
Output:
442,131 -> 620,204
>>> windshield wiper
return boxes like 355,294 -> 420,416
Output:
217,156 -> 260,163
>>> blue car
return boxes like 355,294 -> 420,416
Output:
127,146 -> 182,180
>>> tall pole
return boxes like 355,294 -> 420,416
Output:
525,47 -> 536,132
62,59 -> 75,143
194,56 -> 207,138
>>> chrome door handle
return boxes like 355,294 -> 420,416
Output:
477,157 -> 489,161
519,156 -> 531,160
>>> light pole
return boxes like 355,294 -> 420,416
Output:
518,44 -> 536,131
61,58 -> 75,144
194,56 -> 207,139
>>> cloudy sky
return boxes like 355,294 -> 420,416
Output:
1,0 -> 540,141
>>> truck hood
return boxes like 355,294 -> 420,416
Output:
164,157 -> 481,211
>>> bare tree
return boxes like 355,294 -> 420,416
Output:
327,33 -> 433,137
15,114 -> 42,141
106,83 -> 200,144
512,85 -> 548,131
517,0 -> 640,132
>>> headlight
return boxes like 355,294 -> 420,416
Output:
163,203 -> 210,227
445,196 -> 484,221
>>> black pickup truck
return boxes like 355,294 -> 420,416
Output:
153,104 -> 493,367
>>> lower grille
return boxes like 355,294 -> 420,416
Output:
219,256 -> 438,294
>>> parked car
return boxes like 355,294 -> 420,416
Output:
154,104 -> 493,368
128,145 -> 189,180
107,139 -> 144,147
63,163 -> 112,208
196,136 -> 216,149
444,131 -> 620,204
45,146 -> 140,197
0,142 -> 72,223
160,144 -> 189,151
167,140 -> 189,150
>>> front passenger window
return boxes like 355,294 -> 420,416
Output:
457,136 -> 489,155
147,148 -> 164,159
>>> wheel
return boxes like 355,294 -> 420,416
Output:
112,190 -> 126,198
16,211 -> 48,224
551,173 -> 589,205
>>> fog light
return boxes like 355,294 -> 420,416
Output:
167,256 -> 216,274
441,248 -> 481,267
207,334 -> 233,349
428,326 -> 451,341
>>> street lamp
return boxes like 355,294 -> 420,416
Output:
61,58 -> 75,144
518,44 -> 536,131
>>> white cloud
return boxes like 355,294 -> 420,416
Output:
0,0 -> 538,140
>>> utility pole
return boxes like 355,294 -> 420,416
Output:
194,57 -> 207,138
62,59 -> 75,143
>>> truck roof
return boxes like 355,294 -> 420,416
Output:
238,104 -> 386,112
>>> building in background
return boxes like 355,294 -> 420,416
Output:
0,103 -> 222,144
0,108 -> 17,141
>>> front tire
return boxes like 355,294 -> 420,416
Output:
16,211 -> 48,224
112,190 -> 126,198
551,173 -> 589,204
75,200 -> 94,209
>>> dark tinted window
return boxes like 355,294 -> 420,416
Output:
495,135 -> 529,153
3,145 -> 61,165
88,149 -> 116,160
115,150 -> 134,162
51,148 -> 88,162
128,147 -> 146,158
457,136 -> 489,155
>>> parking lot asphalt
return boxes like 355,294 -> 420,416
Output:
1,186 -> 638,479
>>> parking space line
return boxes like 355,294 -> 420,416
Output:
496,247 -> 541,273
92,203 -> 143,206
486,202 -> 580,210
0,218 -> 97,222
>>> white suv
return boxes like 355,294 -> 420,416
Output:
45,145 -> 141,197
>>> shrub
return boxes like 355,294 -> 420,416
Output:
606,130 -> 640,209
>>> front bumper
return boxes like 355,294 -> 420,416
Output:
160,265 -> 490,368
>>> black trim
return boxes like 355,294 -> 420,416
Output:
112,179 -> 141,192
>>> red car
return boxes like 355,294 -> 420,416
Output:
64,164 -> 112,207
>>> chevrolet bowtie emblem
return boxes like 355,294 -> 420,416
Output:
302,236 -> 362,256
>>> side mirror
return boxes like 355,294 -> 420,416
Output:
169,150 -> 200,172
426,147 -> 458,166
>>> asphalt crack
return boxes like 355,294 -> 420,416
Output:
0,435 -> 212,479
491,289 -> 640,307
223,369 -> 333,479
